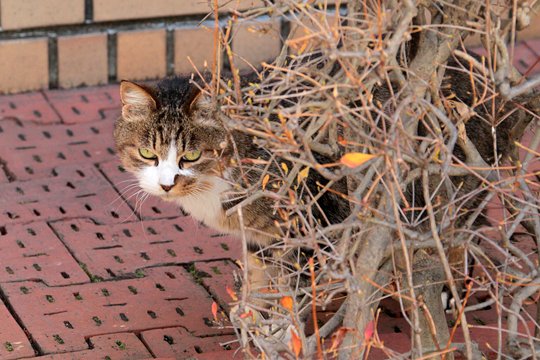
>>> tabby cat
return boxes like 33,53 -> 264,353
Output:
114,76 -> 348,290
114,59 -> 520,306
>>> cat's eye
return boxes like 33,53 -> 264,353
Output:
139,148 -> 157,160
182,150 -> 202,162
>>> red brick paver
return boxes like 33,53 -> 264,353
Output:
0,302 -> 34,359
44,85 -> 121,124
0,164 -> 133,225
26,333 -> 152,360
0,222 -> 88,285
51,218 -> 241,281
3,266 -> 229,354
0,92 -> 60,124
140,328 -> 237,358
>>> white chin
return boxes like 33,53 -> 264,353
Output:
139,185 -> 163,197
160,192 -> 176,200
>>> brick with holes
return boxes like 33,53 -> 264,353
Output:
0,165 -> 133,225
44,85 -> 121,124
0,118 -> 116,180
0,92 -> 60,123
141,327 -> 237,358
0,301 -> 34,359
0,222 -> 88,285
23,333 -> 151,359
51,218 -> 241,280
470,45 -> 540,75
2,266 -> 230,354
192,260 -> 241,312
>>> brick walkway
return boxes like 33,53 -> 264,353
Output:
0,40 -> 538,359
0,85 -> 241,359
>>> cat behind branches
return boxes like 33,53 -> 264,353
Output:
114,58 -> 520,312
114,76 -> 350,291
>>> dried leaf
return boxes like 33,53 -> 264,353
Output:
226,286 -> 238,301
340,152 -> 376,168
450,100 -> 476,121
239,310 -> 253,319
211,301 -> 218,321
432,146 -> 441,162
281,162 -> 289,174
330,327 -> 355,352
290,329 -> 302,358
297,167 -> 310,183
288,189 -> 296,205
280,296 -> 294,312
364,320 -> 375,342
262,174 -> 270,190
337,136 -> 348,145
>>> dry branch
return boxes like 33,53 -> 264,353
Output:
216,0 -> 540,358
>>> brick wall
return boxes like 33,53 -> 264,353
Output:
0,1 -> 538,94
0,0 -> 284,94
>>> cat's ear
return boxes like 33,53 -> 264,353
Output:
184,84 -> 205,113
188,91 -> 203,113
120,81 -> 156,120
184,86 -> 218,126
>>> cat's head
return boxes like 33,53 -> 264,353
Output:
114,76 -> 230,201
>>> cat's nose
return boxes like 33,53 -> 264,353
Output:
161,184 -> 174,192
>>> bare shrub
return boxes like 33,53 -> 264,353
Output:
205,0 -> 540,358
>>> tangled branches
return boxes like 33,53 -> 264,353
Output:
207,0 -> 540,358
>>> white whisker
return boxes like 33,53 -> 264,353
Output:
107,180 -> 141,208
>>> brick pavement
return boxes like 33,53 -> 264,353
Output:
0,40 -> 538,359
0,84 -> 240,359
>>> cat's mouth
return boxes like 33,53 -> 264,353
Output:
158,183 -> 207,199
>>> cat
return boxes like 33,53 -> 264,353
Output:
114,57 -> 529,351
114,76 -> 349,292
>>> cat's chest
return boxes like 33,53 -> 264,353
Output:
175,176 -> 230,231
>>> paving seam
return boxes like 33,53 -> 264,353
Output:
0,287 -> 43,356
135,324 -> 195,359
49,217 -> 205,285
50,219 -> 240,288
138,327 -> 239,358
46,218 -> 108,284
523,40 -> 540,57
94,163 -> 142,222
39,90 -> 66,125
135,332 -> 158,359
181,261 -> 239,316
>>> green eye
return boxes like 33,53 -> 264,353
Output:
183,150 -> 201,162
139,148 -> 157,160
